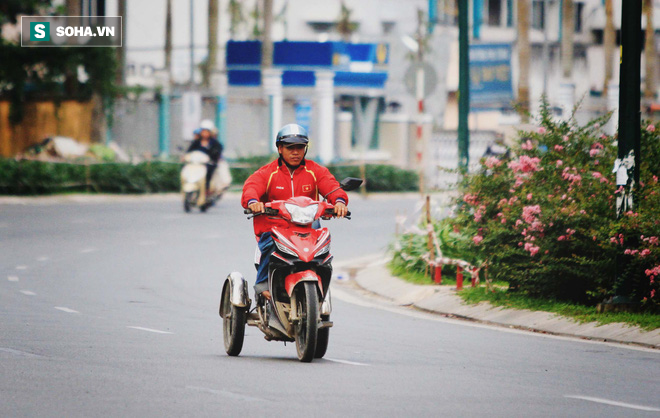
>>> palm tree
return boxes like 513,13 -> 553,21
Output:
644,0 -> 656,101
603,0 -> 615,95
164,0 -> 172,84
561,0 -> 574,79
203,0 -> 220,87
517,0 -> 531,121
262,0 -> 273,69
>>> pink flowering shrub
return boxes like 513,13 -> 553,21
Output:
449,101 -> 660,307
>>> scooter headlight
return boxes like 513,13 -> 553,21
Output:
274,240 -> 297,256
284,203 -> 318,225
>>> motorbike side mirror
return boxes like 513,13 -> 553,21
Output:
340,177 -> 363,192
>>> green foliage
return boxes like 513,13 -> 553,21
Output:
328,164 -> 418,192
447,100 -> 660,307
390,100 -> 660,309
0,0 -> 119,124
0,158 -> 419,195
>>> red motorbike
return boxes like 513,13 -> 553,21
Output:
219,177 -> 362,362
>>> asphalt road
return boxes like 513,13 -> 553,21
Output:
1,193 -> 659,417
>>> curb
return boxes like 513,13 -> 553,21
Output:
334,254 -> 660,350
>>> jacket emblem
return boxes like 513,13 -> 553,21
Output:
303,184 -> 312,192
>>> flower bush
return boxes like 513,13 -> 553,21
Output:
393,101 -> 660,309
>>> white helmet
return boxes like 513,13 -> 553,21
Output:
200,119 -> 216,132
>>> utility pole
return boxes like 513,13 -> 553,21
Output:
458,0 -> 470,173
189,0 -> 195,86
415,8 -> 426,194
613,0 -> 642,304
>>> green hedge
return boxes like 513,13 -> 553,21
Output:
0,158 -> 418,195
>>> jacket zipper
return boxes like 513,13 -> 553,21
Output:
290,170 -> 295,197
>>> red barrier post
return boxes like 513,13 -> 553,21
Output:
456,266 -> 463,290
434,264 -> 442,284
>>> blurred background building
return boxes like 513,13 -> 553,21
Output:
1,0 -> 659,188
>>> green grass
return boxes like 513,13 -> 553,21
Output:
459,286 -> 660,331
389,261 -> 659,331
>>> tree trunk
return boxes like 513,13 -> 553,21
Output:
603,0 -> 615,95
517,0 -> 531,121
644,0 -> 656,100
165,0 -> 172,84
116,0 -> 127,86
261,0 -> 273,68
65,0 -> 82,96
561,0 -> 575,79
203,0 -> 219,87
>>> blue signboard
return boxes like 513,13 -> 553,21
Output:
469,44 -> 514,110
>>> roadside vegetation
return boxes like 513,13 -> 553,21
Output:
0,156 -> 418,194
391,101 -> 660,329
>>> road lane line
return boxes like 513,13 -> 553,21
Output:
16,265 -> 27,270
325,358 -> 369,366
186,386 -> 267,402
565,395 -> 660,412
20,290 -> 36,296
8,276 -> 19,282
55,307 -> 80,314
37,256 -> 50,262
80,248 -> 98,254
127,326 -> 173,334
0,347 -> 49,359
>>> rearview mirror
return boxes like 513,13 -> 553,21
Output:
340,177 -> 363,192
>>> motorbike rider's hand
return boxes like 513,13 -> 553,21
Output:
249,201 -> 265,214
334,201 -> 348,218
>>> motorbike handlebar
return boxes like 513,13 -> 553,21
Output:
245,207 -> 351,219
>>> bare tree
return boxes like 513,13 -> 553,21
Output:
228,0 -> 243,39
561,0 -> 575,79
165,0 -> 172,84
203,0 -> 220,87
517,0 -> 531,121
644,0 -> 657,100
262,0 -> 273,68
603,0 -> 615,95
337,1 -> 357,42
116,0 -> 127,86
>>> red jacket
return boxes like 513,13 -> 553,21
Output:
241,158 -> 349,238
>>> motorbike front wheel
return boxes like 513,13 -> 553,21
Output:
221,284 -> 246,356
314,315 -> 330,359
294,282 -> 319,362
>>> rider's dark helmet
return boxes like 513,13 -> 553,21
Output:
275,124 -> 309,147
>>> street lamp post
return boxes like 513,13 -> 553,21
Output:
458,0 -> 470,173
211,72 -> 228,147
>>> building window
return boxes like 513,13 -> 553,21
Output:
507,0 -> 513,27
532,0 -> 545,30
382,21 -> 395,35
488,0 -> 502,26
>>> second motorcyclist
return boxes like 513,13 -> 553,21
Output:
241,124 -> 349,301
186,119 -> 223,193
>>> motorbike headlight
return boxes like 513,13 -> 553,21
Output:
284,203 -> 318,225
274,240 -> 297,256
314,243 -> 330,257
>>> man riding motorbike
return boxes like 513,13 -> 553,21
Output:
241,124 -> 349,301
186,119 -> 223,193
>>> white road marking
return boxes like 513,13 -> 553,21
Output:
20,290 -> 36,296
127,326 -> 173,334
37,256 -> 50,262
16,265 -> 27,270
565,395 -> 660,412
7,276 -> 19,282
0,347 -> 48,359
325,358 -> 369,366
80,248 -> 98,254
55,307 -> 80,314
186,386 -> 267,402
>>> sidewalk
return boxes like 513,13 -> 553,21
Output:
334,254 -> 660,349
